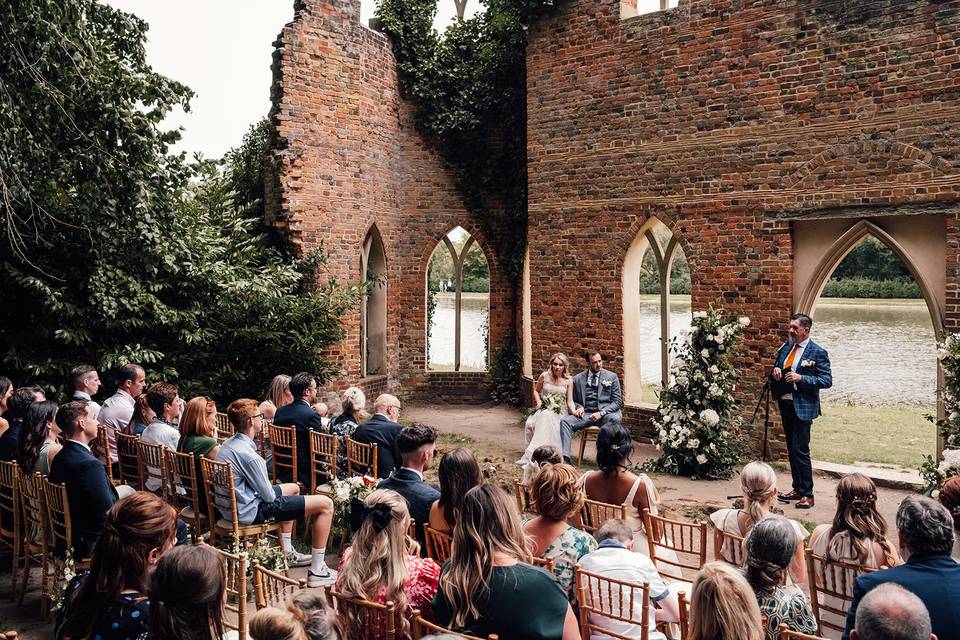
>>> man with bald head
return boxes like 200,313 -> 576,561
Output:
352,393 -> 404,478
851,584 -> 935,640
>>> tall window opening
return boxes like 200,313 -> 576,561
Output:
361,227 -> 387,377
427,227 -> 490,371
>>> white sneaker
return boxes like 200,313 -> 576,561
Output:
307,566 -> 337,587
285,550 -> 312,568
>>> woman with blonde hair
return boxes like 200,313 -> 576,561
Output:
688,562 -> 763,640
249,591 -> 339,640
523,462 -> 597,601
334,489 -> 440,633
259,374 -> 293,421
431,485 -> 580,639
519,353 -> 576,479
709,461 -> 808,586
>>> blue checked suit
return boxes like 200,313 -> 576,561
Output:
771,340 -> 833,421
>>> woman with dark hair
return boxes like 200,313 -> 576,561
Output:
0,376 -> 13,436
938,475 -> 960,561
744,516 -> 818,640
16,400 -> 61,475
56,492 -> 178,640
428,447 -> 483,534
432,485 -> 579,639
146,544 -> 226,640
125,392 -> 155,436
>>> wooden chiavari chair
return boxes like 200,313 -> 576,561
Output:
215,412 -> 234,444
165,450 -> 207,543
806,549 -> 872,636
268,423 -> 298,486
677,590 -> 690,640
575,564 -> 651,640
115,432 -> 142,490
252,560 -> 306,610
309,430 -> 338,494
137,440 -> 171,501
200,457 -> 280,549
779,624 -> 828,640
93,424 -> 115,485
0,461 -> 22,600
17,472 -> 50,615
576,425 -> 601,466
713,527 -> 746,567
410,609 -> 498,639
345,437 -> 378,477
424,525 -> 452,564
42,478 -> 92,620
205,542 -> 248,640
330,590 -> 400,640
642,508 -> 708,575
514,480 -> 537,515
532,556 -> 555,572
580,498 -> 627,534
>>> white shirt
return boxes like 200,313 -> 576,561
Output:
400,466 -> 424,480
66,438 -> 92,453
780,338 -> 809,401
578,542 -> 670,640
71,391 -> 102,418
141,419 -> 180,492
98,389 -> 135,462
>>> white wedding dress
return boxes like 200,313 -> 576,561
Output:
518,380 -> 569,482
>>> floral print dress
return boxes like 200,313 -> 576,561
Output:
542,524 -> 598,601
756,587 -> 819,640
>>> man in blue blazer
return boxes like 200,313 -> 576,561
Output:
352,394 -> 404,478
770,313 -> 832,508
377,423 -> 440,554
48,401 -> 118,559
843,496 -> 960,640
273,372 -> 325,485
559,352 -> 624,462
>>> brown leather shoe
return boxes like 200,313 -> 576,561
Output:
796,496 -> 815,509
778,491 -> 802,502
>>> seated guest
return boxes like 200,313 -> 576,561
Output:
428,447 -> 483,535
99,363 -> 146,462
146,544 -> 226,640
336,489 -> 441,626
16,400 -> 61,475
177,396 -> 220,513
48,401 -> 120,559
124,392 -> 154,436
432,485 -> 579,639
710,461 -> 808,586
272,372 -> 324,484
259,373 -> 293,421
0,376 -> 12,436
378,423 -> 440,551
352,393 -> 404,479
523,462 -> 597,601
55,492 -> 177,640
217,398 -> 337,586
329,386 -> 366,476
744,516 -> 818,640
578,519 -> 680,640
249,592 -> 339,640
843,495 -> 960,640
522,443 -> 562,484
68,364 -> 102,417
312,401 -> 330,428
689,562 -> 763,640
850,583 -> 935,640
141,382 -> 182,492
0,386 -> 45,461
937,475 -> 960,561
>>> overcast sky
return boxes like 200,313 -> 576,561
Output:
103,0 -> 480,159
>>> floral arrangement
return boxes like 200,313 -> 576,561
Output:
228,531 -> 287,574
920,332 -> 960,492
647,304 -> 750,479
526,391 -> 565,418
50,547 -> 77,612
330,475 -> 380,532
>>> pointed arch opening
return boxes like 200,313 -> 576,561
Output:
426,226 -> 490,371
361,225 -> 387,377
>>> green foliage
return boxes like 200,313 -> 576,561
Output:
0,0 -> 361,402
427,236 -> 490,293
919,333 -> 960,492
821,277 -> 921,299
490,344 -> 522,406
832,237 -> 911,281
640,250 -> 691,295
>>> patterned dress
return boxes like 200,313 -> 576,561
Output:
756,587 -> 818,640
329,413 -> 361,476
56,573 -> 150,640
542,524 -> 598,601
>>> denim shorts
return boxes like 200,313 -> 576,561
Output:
253,485 -> 305,524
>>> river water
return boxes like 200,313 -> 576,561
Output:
428,294 -> 490,370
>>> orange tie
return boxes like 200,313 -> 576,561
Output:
784,344 -> 799,369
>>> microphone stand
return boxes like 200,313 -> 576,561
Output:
751,344 -> 784,462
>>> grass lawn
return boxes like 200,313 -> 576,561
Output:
811,401 -> 936,470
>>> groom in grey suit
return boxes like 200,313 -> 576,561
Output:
559,351 -> 623,461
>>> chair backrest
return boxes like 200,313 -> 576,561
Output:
0,461 -> 21,549
165,450 -> 206,540
309,430 -> 338,493
677,590 -> 690,640
206,543 -> 248,640
713,526 -> 746,567
268,423 -> 298,485
137,440 -> 170,500
41,477 -> 74,558
252,560 -> 306,610
532,556 -> 555,573
779,624 -> 828,640
642,508 -> 708,573
115,432 -> 142,490
200,457 -> 237,531
330,590 -> 399,640
514,481 -> 538,515
806,549 -> 872,635
424,525 -> 452,564
575,564 -> 651,640
18,471 -> 46,550
345,437 -> 378,477
215,412 -> 234,444
410,609 -> 498,639
93,424 -> 114,484
580,498 -> 627,534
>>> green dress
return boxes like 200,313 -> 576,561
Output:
178,434 -> 217,512
432,562 -> 568,639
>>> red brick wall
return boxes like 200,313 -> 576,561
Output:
269,0 -> 514,402
526,0 -> 960,450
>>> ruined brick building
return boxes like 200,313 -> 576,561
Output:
270,0 -> 960,448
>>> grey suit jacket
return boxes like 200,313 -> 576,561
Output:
572,369 -> 623,415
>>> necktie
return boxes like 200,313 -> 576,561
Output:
590,374 -> 597,387
784,344 -> 799,370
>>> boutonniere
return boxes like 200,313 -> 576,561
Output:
601,380 -> 613,388
800,359 -> 815,368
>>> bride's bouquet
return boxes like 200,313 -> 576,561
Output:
527,392 -> 564,417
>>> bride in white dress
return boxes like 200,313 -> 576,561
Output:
519,353 -> 576,481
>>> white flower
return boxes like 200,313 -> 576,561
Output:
693,311 -> 707,319
709,384 -> 722,396
939,449 -> 960,474
715,335 -> 725,345
699,409 -> 720,426
938,348 -> 949,361
709,365 -> 719,375
686,438 -> 700,449
696,454 -> 708,465
708,334 -> 716,342
663,414 -> 672,423
738,316 -> 750,327
701,349 -> 710,358
676,375 -> 688,386
709,442 -> 717,450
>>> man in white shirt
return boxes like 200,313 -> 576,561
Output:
69,364 -> 102,417
98,363 -> 146,464
140,381 -> 181,492
578,519 -> 680,640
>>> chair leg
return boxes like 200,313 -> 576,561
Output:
17,552 -> 31,606
11,538 -> 20,601
577,432 -> 588,466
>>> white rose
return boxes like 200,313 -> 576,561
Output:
676,375 -> 688,386
701,349 -> 710,358
709,442 -> 717,450
663,414 -> 672,423
699,409 -> 720,426
696,454 -> 708,465
715,335 -> 725,345
938,348 -> 949,361
687,438 -> 700,449
738,316 -> 750,327
709,365 -> 720,374
693,311 -> 707,319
